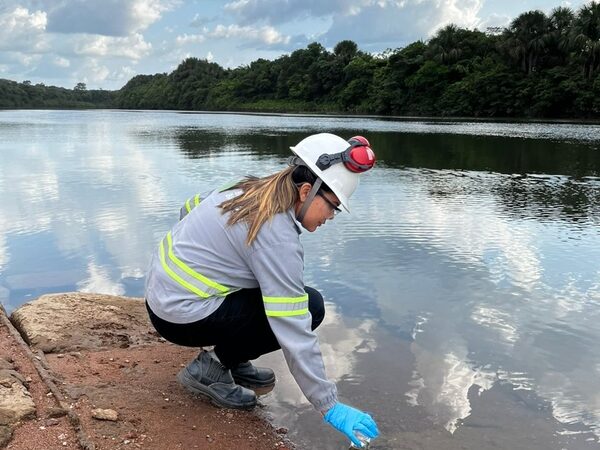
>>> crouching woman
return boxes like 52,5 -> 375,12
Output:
145,133 -> 379,448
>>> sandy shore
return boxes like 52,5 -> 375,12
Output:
0,294 -> 293,450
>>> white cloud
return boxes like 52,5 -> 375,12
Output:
323,0 -> 484,47
479,12 -> 512,30
224,0 -> 363,25
208,24 -> 290,45
254,303 -> 377,410
45,0 -> 179,36
78,261 -> 125,296
0,7 -> 48,52
0,4 -> 159,88
189,12 -> 220,28
175,33 -> 206,45
131,0 -> 177,31
15,53 -> 43,67
223,0 -> 484,47
174,23 -> 290,49
113,65 -> 137,81
2,6 -> 47,30
75,58 -> 111,83
206,51 -> 214,62
74,33 -> 152,60
0,205 -> 10,270
53,56 -> 70,67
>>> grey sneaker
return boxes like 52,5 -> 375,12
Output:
231,361 -> 276,389
177,351 -> 257,410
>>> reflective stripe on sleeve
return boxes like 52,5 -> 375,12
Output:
263,294 -> 309,317
184,194 -> 201,215
158,231 -> 230,298
180,194 -> 201,221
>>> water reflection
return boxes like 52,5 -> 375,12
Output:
150,125 -> 600,179
492,175 -> 600,225
298,163 -> 600,446
372,132 -> 600,176
1,110 -> 600,449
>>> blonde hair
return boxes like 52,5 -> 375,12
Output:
220,166 -> 300,245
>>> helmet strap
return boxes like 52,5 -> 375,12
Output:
296,178 -> 322,223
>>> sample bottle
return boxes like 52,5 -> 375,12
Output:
349,431 -> 370,449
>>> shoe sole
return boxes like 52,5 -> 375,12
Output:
177,368 -> 257,410
232,374 -> 276,389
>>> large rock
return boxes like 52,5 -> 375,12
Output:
0,368 -> 36,426
10,293 -> 159,353
0,425 -> 12,448
0,357 -> 35,447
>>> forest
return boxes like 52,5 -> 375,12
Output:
0,80 -> 114,109
2,3 -> 600,118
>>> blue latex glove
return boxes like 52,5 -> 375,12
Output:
324,402 -> 379,447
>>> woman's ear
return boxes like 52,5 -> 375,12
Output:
298,182 -> 312,202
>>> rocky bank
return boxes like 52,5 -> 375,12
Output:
0,293 -> 292,449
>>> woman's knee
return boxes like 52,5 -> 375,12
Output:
305,286 -> 325,330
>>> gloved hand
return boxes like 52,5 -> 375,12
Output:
323,402 -> 379,447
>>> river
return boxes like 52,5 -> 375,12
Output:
0,110 -> 599,449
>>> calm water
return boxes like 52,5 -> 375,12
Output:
1,110 -> 600,449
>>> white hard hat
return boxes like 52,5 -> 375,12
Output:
290,133 -> 365,212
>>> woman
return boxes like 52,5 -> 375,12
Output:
145,133 -> 379,447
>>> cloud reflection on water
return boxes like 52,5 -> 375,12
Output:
327,169 -> 600,443
1,111 -> 600,448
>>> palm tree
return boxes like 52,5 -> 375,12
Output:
428,25 -> 464,64
504,10 -> 551,74
334,40 -> 359,65
570,1 -> 600,78
550,7 -> 575,48
547,7 -> 575,65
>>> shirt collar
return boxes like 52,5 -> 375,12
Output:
288,208 -> 302,235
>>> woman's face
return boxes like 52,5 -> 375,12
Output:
295,183 -> 341,232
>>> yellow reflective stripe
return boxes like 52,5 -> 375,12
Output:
185,198 -> 192,214
159,240 -> 210,298
263,294 -> 308,304
166,232 -> 229,293
194,194 -> 201,207
264,294 -> 309,317
266,308 -> 309,317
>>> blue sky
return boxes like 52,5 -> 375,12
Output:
0,0 -> 592,90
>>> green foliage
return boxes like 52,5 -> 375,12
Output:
0,78 -> 114,108
3,3 -> 600,118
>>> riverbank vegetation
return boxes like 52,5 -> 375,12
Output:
3,3 -> 600,118
0,79 -> 115,109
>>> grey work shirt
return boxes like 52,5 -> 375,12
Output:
145,188 -> 338,412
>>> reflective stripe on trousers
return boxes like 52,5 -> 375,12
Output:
263,294 -> 309,317
158,231 -> 230,299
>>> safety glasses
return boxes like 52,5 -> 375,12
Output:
317,191 -> 341,215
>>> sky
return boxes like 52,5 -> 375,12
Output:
0,0 -> 593,90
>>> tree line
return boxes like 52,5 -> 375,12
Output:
3,3 -> 600,118
0,79 -> 115,109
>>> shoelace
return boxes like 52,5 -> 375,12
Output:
204,354 -> 231,383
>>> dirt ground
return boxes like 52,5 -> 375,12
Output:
0,320 -> 78,450
0,320 -> 293,450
